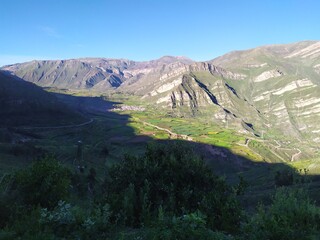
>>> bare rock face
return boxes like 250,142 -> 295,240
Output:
254,69 -> 284,82
169,75 -> 215,110
1,59 -> 133,89
188,62 -> 246,80
210,40 -> 320,142
284,42 -> 320,59
1,56 -> 195,91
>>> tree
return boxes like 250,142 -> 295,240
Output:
244,188 -> 320,239
275,169 -> 293,186
105,142 -> 241,232
14,156 -> 71,208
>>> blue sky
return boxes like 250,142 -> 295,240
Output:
1,0 -> 320,66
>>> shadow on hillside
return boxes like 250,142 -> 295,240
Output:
57,94 -> 319,196
1,93 -> 319,209
53,93 -> 120,114
0,72 -> 87,127
148,139 -> 320,210
0,93 -> 135,174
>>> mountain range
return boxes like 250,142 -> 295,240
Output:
2,41 -> 320,145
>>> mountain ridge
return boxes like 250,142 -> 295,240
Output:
2,41 -> 320,148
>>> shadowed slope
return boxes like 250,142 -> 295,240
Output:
0,71 -> 86,127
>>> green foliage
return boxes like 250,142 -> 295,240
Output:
275,169 -> 294,186
243,188 -> 320,239
100,145 -> 109,157
275,168 -> 311,187
105,142 -> 241,232
39,200 -> 79,238
147,211 -> 233,240
39,201 -> 112,239
14,156 -> 71,208
114,211 -> 233,240
40,200 -> 75,232
4,207 -> 48,240
1,201 -> 112,239
233,175 -> 248,195
3,140 -> 320,239
0,194 -> 13,228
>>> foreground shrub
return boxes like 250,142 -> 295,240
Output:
105,142 -> 241,232
14,156 -> 71,208
39,201 -> 112,239
147,210 -> 233,240
243,187 -> 320,240
115,211 -> 233,240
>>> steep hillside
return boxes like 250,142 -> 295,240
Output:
1,56 -> 193,91
125,62 -> 257,133
2,41 -> 320,145
120,41 -> 320,145
1,59 -> 132,89
210,41 -> 320,142
0,71 -> 85,126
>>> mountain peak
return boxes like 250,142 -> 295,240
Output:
145,55 -> 194,65
157,55 -> 193,61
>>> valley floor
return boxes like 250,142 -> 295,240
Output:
1,92 -> 320,208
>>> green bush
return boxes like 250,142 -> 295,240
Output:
105,142 -> 241,232
274,169 -> 294,186
114,211 -> 233,240
14,156 -> 71,208
0,194 -> 13,228
37,201 -> 112,239
147,211 -> 233,240
39,200 -> 76,235
5,207 -> 47,239
244,187 -> 320,239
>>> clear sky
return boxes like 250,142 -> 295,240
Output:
1,0 -> 320,66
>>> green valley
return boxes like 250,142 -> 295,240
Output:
1,41 -> 320,239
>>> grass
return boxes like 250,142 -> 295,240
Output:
288,158 -> 320,174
